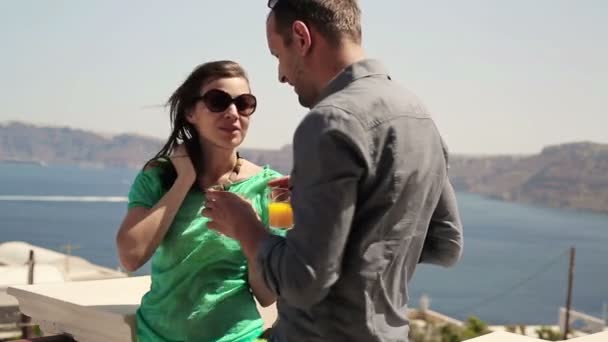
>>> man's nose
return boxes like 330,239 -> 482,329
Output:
278,65 -> 287,83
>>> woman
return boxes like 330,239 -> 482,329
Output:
116,60 -> 283,342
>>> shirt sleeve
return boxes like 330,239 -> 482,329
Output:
256,106 -> 368,309
419,178 -> 463,266
127,167 -> 164,210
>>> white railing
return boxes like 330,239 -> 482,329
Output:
6,277 -> 608,341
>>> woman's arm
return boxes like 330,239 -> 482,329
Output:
248,257 -> 276,307
116,144 -> 196,272
247,202 -> 277,307
116,177 -> 192,272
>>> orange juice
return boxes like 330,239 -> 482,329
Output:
268,202 -> 293,228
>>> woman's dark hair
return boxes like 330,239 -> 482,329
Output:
144,60 -> 250,189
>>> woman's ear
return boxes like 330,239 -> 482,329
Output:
185,110 -> 197,125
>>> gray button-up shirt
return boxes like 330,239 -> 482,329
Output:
257,59 -> 463,342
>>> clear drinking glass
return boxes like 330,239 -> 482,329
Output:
268,186 -> 293,229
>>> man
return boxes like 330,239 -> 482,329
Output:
203,1 -> 463,341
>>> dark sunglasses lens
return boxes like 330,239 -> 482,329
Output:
204,90 -> 232,112
268,0 -> 279,9
235,94 -> 257,115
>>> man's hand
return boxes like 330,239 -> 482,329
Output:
201,190 -> 268,258
268,176 -> 290,189
268,176 -> 292,203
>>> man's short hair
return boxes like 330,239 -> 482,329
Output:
269,0 -> 362,45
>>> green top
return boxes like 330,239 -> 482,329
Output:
128,165 -> 284,342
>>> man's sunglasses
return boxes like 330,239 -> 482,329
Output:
194,89 -> 257,116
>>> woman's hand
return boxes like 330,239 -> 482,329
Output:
170,144 -> 196,185
203,190 -> 261,240
202,190 -> 268,260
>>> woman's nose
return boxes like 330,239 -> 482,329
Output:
223,103 -> 239,119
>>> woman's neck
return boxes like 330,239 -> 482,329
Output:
199,144 -> 239,188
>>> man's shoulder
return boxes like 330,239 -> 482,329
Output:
318,77 -> 431,127
298,103 -> 365,138
292,104 -> 370,161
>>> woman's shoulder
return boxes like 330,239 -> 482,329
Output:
231,160 -> 283,192
131,160 -> 168,186
239,159 -> 282,179
143,158 -> 169,171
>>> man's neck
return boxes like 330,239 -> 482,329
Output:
314,41 -> 366,100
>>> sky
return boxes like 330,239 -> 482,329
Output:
1,0 -> 606,154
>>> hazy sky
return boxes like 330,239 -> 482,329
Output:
1,0 -> 606,154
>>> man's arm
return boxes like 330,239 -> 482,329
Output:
256,108 -> 367,309
419,178 -> 463,267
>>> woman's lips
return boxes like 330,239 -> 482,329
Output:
219,126 -> 240,133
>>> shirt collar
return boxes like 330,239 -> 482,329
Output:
315,59 -> 391,105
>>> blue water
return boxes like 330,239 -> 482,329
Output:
1,163 -> 607,325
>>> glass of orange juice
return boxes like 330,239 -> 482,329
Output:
268,186 -> 293,229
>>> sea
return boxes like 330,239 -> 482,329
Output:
1,163 -> 607,325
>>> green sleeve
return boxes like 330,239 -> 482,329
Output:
127,168 -> 164,209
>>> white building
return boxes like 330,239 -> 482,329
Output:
0,241 -> 126,339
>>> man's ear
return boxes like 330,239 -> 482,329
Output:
291,20 -> 312,56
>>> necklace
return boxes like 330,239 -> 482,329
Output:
207,153 -> 242,191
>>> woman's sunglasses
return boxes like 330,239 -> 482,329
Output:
195,89 -> 257,116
